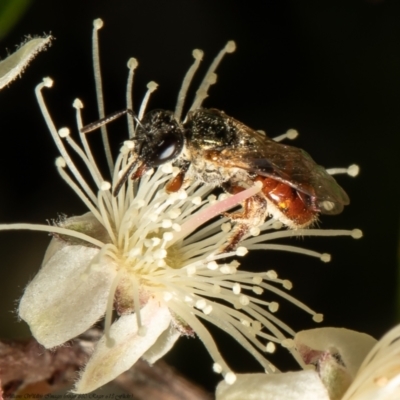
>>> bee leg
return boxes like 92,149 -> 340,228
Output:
166,160 -> 191,193
221,188 -> 268,252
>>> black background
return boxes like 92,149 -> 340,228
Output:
0,0 -> 399,394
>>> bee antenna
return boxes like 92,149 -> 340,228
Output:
81,109 -> 141,134
113,157 -> 138,197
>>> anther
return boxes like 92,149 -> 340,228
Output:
236,247 -> 248,256
268,302 -> 279,312
352,229 -> 363,239
224,372 -> 237,385
213,363 -> 223,373
73,98 -> 83,109
42,77 -> 53,87
100,181 -> 111,191
147,81 -> 158,92
252,276 -> 262,285
58,127 -> 70,138
93,18 -> 103,29
282,280 -> 292,290
239,295 -> 250,306
163,232 -> 174,242
225,41 -> 236,53
252,286 -> 263,295
347,164 -> 359,177
265,270 -> 278,279
250,227 -> 260,236
266,342 -> 276,353
286,129 -> 298,139
207,261 -> 218,270
196,299 -> 207,310
191,196 -> 202,205
55,157 -> 66,168
320,253 -> 331,263
313,313 -> 324,323
193,49 -> 204,60
127,57 -> 138,70
232,283 -> 241,295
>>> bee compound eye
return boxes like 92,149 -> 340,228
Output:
150,131 -> 184,166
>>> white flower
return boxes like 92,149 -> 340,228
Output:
0,19 -> 361,393
217,324 -> 400,400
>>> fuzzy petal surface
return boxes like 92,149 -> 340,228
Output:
19,242 -> 116,348
0,36 -> 52,89
74,298 -> 172,393
216,371 -> 330,400
142,323 -> 181,364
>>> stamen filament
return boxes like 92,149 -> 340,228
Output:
0,223 -> 104,247
92,18 -> 114,174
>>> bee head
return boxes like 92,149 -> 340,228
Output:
135,109 -> 185,167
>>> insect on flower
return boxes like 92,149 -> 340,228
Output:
82,41 -> 351,251
0,18 -> 362,394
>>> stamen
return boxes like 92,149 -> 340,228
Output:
327,164 -> 360,177
104,270 -> 123,347
0,223 -> 104,247
92,18 -> 114,174
36,82 -> 98,205
138,81 -> 158,120
175,49 -> 204,121
63,132 -> 105,192
169,299 -> 232,376
189,41 -> 236,111
56,163 -> 102,222
126,58 -> 138,138
132,277 -> 143,335
273,128 -> 299,142
224,372 -> 237,385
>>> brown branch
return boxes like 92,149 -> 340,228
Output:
0,331 -> 213,400
115,359 -> 214,400
0,329 -> 100,397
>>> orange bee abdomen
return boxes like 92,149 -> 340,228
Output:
255,176 -> 317,227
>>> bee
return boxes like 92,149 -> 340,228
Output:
83,106 -> 349,251
81,42 -> 349,251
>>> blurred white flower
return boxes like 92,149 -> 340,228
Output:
0,19 -> 361,393
0,35 -> 52,90
217,324 -> 400,400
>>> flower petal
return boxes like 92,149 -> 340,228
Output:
74,298 -> 172,393
216,371 -> 330,400
142,323 -> 181,364
295,328 -> 377,379
19,241 -> 116,348
0,36 -> 52,90
342,323 -> 400,400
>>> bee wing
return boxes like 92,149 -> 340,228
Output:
216,129 -> 350,215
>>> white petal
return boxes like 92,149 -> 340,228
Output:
0,36 -> 52,90
342,323 -> 400,400
19,241 -> 116,348
295,328 -> 377,379
142,323 -> 181,364
74,299 -> 172,394
216,371 -> 330,400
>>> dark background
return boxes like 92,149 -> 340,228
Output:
0,0 -> 399,394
